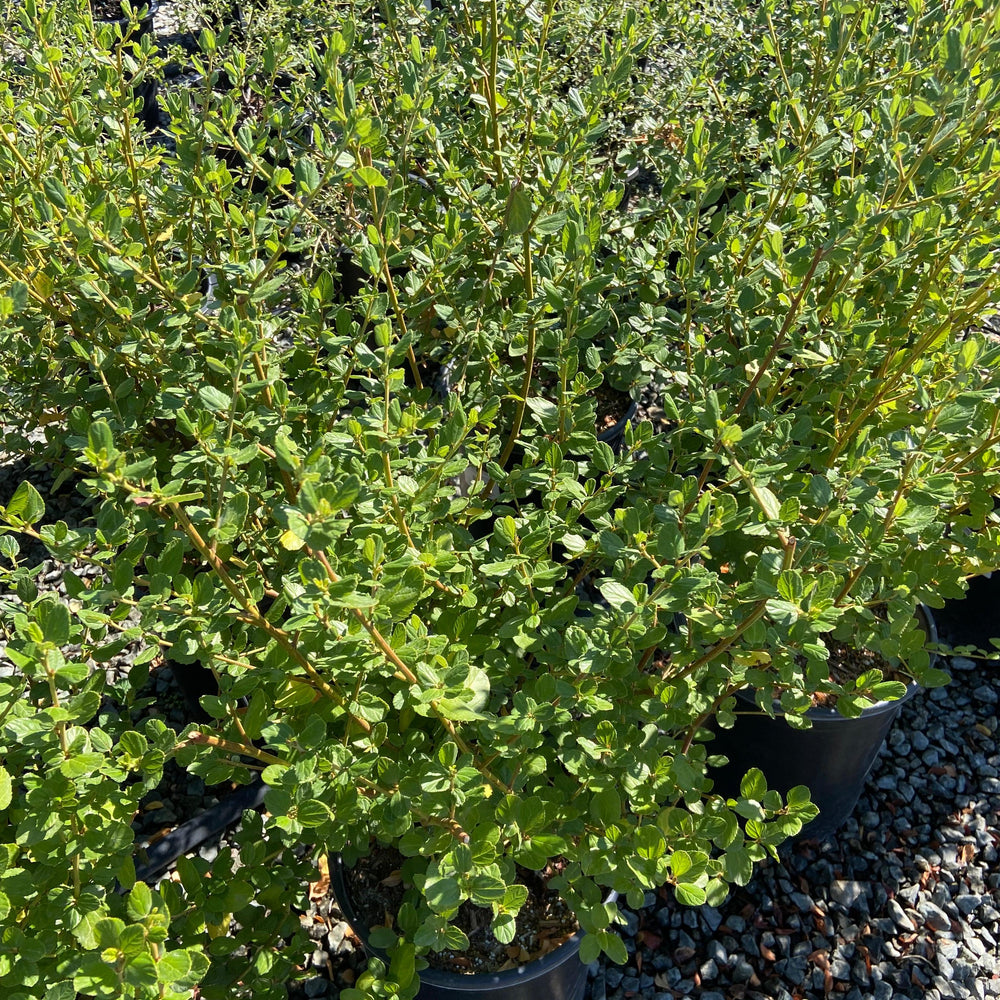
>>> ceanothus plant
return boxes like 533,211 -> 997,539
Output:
3,0 -> 999,997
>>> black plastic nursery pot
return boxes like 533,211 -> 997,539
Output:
330,855 -> 612,1000
708,608 -> 937,840
596,399 -> 638,455
92,0 -> 159,130
931,572 -> 1000,654
167,659 -> 221,720
132,778 -> 267,885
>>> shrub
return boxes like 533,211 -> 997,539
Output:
1,0 -> 999,997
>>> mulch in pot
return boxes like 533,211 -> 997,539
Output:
594,383 -> 633,435
90,0 -> 134,20
347,844 -> 579,975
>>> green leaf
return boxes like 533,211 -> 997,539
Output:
808,475 -> 833,508
492,911 -> 516,944
154,537 -> 186,578
511,841 -> 546,870
43,978 -> 75,999
37,598 -> 71,645
127,882 -> 152,920
507,187 -> 533,234
424,875 -> 461,914
836,695 -> 866,719
0,767 -> 11,810
670,849 -> 692,878
380,565 -> 424,619
295,156 -> 321,191
635,825 -> 665,860
944,27 -> 963,73
598,580 -> 637,612
579,933 -> 600,965
724,844 -> 753,885
6,481 -> 45,526
755,487 -> 781,520
296,799 -> 332,828
60,752 -> 107,779
414,912 -> 465,950
87,420 -> 115,458
198,385 -> 232,411
329,475 -> 361,511
156,950 -> 193,985
591,787 -> 622,826
600,929 -> 628,966
220,491 -> 249,535
869,681 -> 908,702
739,767 -> 767,801
469,874 -> 507,905
43,176 -> 68,209
390,940 -> 416,989
502,884 -> 529,912
786,785 -> 812,808
222,879 -> 255,911
354,165 -> 387,188
916,665 -> 952,688
674,882 -> 707,906
74,958 -> 118,995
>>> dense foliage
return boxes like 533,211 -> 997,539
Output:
1,0 -> 998,996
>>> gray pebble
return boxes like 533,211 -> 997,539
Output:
782,955 -> 808,984
921,901 -> 953,931
790,891 -> 814,912
974,684 -> 998,704
852,957 -> 871,986
707,939 -> 728,966
889,898 -> 916,930
830,880 -> 868,911
831,957 -> 851,979
938,938 -> 960,961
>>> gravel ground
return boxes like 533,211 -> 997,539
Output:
580,657 -> 1000,1000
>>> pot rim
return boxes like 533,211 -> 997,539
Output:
330,853 -> 617,990
596,398 -> 638,444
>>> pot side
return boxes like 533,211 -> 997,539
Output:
708,607 -> 937,840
